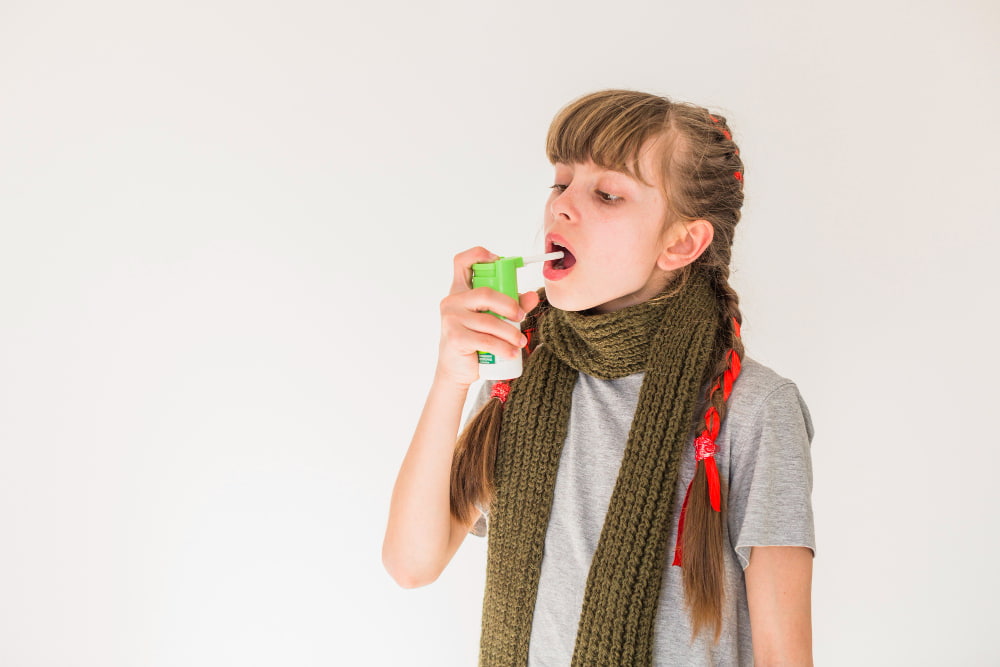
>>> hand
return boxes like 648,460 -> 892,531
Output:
435,247 -> 541,389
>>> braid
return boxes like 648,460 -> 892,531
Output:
689,258 -> 746,441
707,112 -> 745,185
660,103 -> 748,642
689,109 -> 746,445
677,269 -> 744,642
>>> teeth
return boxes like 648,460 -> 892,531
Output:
548,240 -> 574,271
552,246 -> 566,269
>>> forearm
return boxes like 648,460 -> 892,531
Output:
745,546 -> 814,666
382,373 -> 471,588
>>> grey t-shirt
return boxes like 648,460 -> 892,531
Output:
466,356 -> 815,666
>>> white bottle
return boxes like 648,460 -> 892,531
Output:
477,317 -> 523,380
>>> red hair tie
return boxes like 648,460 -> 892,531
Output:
694,433 -> 722,513
490,380 -> 511,403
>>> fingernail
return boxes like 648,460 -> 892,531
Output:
520,335 -> 528,346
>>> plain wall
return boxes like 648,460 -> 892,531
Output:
1,0 -> 997,664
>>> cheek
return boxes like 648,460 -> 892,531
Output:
599,228 -> 655,265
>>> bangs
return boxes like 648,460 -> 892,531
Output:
545,90 -> 671,186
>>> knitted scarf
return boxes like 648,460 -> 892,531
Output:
478,268 -> 720,666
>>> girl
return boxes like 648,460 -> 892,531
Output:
383,90 -> 815,666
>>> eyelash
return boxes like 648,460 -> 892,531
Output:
598,191 -> 623,203
549,184 -> 623,203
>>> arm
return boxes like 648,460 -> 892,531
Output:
381,247 -> 537,589
745,545 -> 814,666
729,379 -> 816,663
382,375 -> 476,589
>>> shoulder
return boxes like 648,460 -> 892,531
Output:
725,357 -> 817,565
729,355 -> 797,408
726,356 -> 814,448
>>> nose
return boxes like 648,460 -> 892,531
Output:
548,185 -> 578,222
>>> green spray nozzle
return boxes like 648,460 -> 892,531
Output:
471,252 -> 563,317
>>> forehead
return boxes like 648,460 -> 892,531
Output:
554,137 -> 664,187
549,136 -> 663,187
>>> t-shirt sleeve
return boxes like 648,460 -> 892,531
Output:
464,380 -> 494,538
727,381 -> 816,569
470,503 -> 489,537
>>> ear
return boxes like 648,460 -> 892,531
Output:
656,219 -> 714,271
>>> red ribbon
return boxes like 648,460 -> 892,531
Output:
673,432 -> 727,566
709,114 -> 732,140
523,327 -> 536,354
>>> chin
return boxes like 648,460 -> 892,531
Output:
542,281 -> 598,313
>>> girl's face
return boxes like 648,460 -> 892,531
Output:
542,141 -> 679,313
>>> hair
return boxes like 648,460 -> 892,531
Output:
450,89 -> 745,642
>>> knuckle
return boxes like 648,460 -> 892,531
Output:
455,246 -> 484,262
441,311 -> 463,331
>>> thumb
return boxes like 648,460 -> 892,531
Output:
518,290 -> 540,318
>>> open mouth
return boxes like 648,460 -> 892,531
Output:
548,241 -> 577,270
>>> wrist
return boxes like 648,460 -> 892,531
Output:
431,366 -> 478,394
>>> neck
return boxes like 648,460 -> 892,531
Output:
540,270 -> 717,380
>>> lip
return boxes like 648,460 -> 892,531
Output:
543,233 -> 576,281
545,233 -> 575,257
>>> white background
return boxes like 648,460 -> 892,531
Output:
1,0 -> 997,664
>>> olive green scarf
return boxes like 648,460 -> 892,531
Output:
479,269 -> 720,666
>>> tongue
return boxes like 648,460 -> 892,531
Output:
559,249 -> 576,269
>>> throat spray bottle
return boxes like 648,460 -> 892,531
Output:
471,251 -> 563,380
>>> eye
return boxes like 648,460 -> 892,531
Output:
597,190 -> 623,203
549,184 -> 568,193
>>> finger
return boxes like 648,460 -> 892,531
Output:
518,290 -> 540,316
457,312 -> 528,349
450,247 -> 499,294
459,331 -> 524,360
440,305 -> 526,355
452,287 -> 525,323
